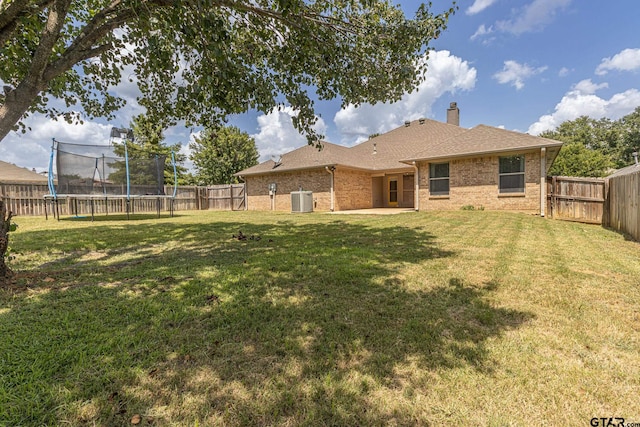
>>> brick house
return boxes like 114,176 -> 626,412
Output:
236,103 -> 563,215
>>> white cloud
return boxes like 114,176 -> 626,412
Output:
573,79 -> 608,95
251,107 -> 327,162
558,67 -> 571,77
496,0 -> 572,35
333,50 -> 476,143
527,79 -> 640,135
493,60 -> 548,90
470,24 -> 494,41
471,0 -> 572,42
179,135 -> 196,172
595,48 -> 640,75
467,0 -> 499,15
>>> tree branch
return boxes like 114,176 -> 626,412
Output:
25,0 -> 72,91
0,0 -> 53,47
43,9 -> 137,82
222,0 -> 363,36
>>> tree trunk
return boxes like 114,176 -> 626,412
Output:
0,199 -> 14,284
0,81 -> 43,142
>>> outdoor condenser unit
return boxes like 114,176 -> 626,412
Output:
291,191 -> 313,213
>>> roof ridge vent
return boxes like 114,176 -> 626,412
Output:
419,118 -> 425,125
404,121 -> 411,127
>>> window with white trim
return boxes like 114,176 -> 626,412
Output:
429,162 -> 449,196
499,155 -> 525,193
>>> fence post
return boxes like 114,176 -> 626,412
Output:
602,178 -> 610,227
229,184 -> 236,212
551,176 -> 557,219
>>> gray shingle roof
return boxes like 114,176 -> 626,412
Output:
403,125 -> 564,162
236,120 -> 563,176
237,141 -> 356,176
350,118 -> 466,170
0,161 -> 48,183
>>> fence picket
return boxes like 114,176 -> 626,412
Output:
605,170 -> 640,241
0,183 -> 246,217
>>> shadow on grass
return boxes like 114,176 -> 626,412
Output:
1,218 -> 533,425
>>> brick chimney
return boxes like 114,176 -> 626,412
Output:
447,102 -> 459,126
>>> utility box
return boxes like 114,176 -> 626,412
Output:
291,191 -> 313,213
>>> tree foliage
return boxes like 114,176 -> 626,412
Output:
546,142 -> 613,177
129,115 -> 189,184
542,108 -> 640,177
189,126 -> 259,185
109,115 -> 188,185
0,0 -> 457,143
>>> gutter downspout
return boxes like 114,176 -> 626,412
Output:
540,147 -> 546,217
325,166 -> 335,212
412,161 -> 419,211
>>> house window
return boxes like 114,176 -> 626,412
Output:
499,155 -> 525,193
429,162 -> 449,196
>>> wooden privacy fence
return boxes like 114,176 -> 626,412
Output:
605,170 -> 640,241
0,183 -> 50,216
547,176 -> 606,224
196,184 -> 246,210
0,183 -> 246,217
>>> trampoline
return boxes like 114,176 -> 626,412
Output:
45,128 -> 178,220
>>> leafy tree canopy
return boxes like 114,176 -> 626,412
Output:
0,0 -> 457,143
547,142 -> 613,178
189,125 -> 259,185
542,107 -> 640,177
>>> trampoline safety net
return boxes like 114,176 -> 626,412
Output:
50,140 -> 169,197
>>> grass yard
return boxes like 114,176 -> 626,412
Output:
1,210 -> 639,426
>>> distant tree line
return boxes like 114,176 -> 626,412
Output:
542,107 -> 640,177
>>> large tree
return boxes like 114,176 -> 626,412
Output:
128,114 -> 189,184
0,0 -> 456,143
619,107 -> 640,164
542,109 -> 640,177
190,125 -> 258,185
546,142 -> 613,177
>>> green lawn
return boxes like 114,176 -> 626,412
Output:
1,210 -> 639,426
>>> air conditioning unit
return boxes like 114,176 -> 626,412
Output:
291,191 -> 313,213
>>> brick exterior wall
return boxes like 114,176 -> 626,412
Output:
245,168 -> 332,211
245,168 -> 373,211
245,151 -> 544,213
417,151 -> 542,212
334,169 -> 372,210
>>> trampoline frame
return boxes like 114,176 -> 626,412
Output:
45,136 -> 178,221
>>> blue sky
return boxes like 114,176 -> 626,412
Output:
2,0 -> 640,172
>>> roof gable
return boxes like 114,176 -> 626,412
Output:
404,125 -> 564,162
